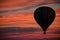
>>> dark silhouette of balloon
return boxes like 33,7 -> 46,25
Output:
34,6 -> 55,34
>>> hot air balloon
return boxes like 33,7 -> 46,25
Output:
34,6 -> 55,34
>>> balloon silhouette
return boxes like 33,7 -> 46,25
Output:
34,6 -> 55,34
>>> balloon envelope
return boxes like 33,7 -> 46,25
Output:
34,6 -> 55,34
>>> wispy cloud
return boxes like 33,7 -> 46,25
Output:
0,0 -> 60,13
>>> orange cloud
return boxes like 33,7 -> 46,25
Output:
0,12 -> 39,28
0,8 -> 60,28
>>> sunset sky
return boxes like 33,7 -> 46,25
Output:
0,0 -> 60,40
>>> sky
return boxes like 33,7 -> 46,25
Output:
0,0 -> 60,40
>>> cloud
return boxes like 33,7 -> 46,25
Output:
0,27 -> 41,32
1,0 -> 60,14
54,30 -> 60,34
0,27 -> 41,38
0,38 -> 60,40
